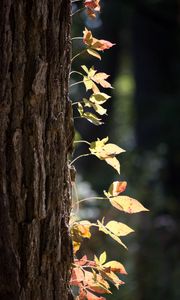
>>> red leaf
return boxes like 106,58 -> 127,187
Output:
84,0 -> 101,12
86,290 -> 106,300
70,268 -> 84,286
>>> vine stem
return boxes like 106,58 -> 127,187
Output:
70,80 -> 84,87
72,37 -> 83,41
71,101 -> 80,106
74,140 -> 90,145
71,0 -> 82,3
71,49 -> 87,62
72,7 -> 85,16
70,70 -> 83,76
70,153 -> 91,165
77,196 -> 107,205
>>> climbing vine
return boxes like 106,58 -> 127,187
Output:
70,1 -> 148,299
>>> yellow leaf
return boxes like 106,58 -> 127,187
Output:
109,196 -> 149,214
87,48 -> 102,60
103,261 -> 127,275
91,103 -> 107,115
81,64 -> 89,74
83,76 -> 94,91
105,157 -> 120,174
73,241 -> 81,254
99,251 -> 107,265
71,220 -> 92,240
100,270 -> 124,289
102,144 -> 125,157
93,72 -> 112,89
97,220 -> 127,249
105,221 -> 134,236
90,93 -> 111,104
82,112 -> 103,126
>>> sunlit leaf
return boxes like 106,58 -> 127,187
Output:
81,66 -> 112,92
103,261 -> 127,275
70,267 -> 84,286
87,48 -> 101,60
89,93 -> 111,104
73,241 -> 81,254
83,99 -> 107,116
100,144 -> 125,158
84,270 -> 111,294
84,1 -> 101,12
83,112 -> 103,125
71,220 -> 92,240
99,251 -> 107,265
92,73 -> 112,89
105,221 -> 134,237
86,290 -> 106,300
108,181 -> 127,197
78,102 -> 84,116
109,196 -> 149,214
89,138 -> 125,173
83,28 -> 115,51
100,270 -> 125,289
83,76 -> 94,91
105,157 -> 120,174
97,220 -> 127,249
81,65 -> 89,74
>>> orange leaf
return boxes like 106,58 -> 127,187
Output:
83,28 -> 115,52
92,73 -> 112,88
109,196 -> 149,214
86,290 -> 106,300
73,240 -> 81,254
84,0 -> 101,12
103,261 -> 127,275
100,270 -> 125,289
108,181 -> 127,197
70,267 -> 84,286
84,270 -> 110,294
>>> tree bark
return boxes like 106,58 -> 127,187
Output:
0,0 -> 73,299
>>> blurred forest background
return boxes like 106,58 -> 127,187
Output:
71,0 -> 180,299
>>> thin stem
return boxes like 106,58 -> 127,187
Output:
77,196 -> 107,205
71,49 -> 87,62
71,101 -> 80,106
72,7 -> 85,16
72,182 -> 80,214
73,117 -> 82,120
72,37 -> 83,41
70,70 -> 83,77
72,0 -> 82,3
70,80 -> 84,87
70,153 -> 91,165
74,140 -> 90,145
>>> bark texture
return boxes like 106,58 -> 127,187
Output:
0,0 -> 73,299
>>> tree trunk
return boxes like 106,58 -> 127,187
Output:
0,0 -> 73,299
